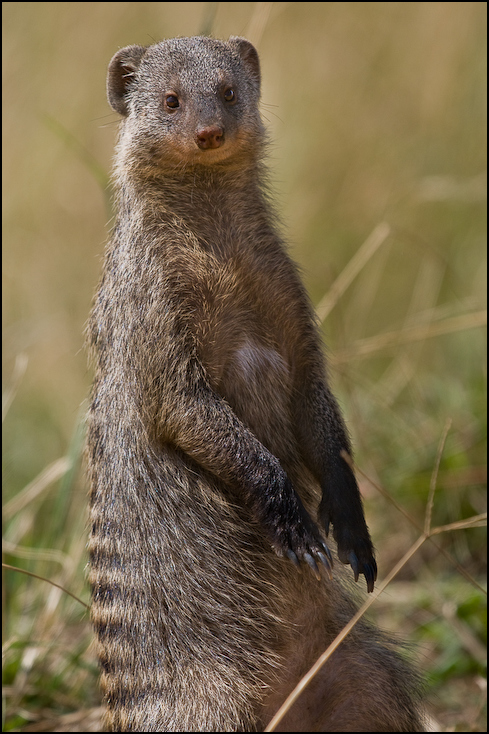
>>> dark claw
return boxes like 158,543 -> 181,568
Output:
286,549 -> 300,567
303,552 -> 321,580
347,551 -> 360,582
321,541 -> 334,567
317,551 -> 333,580
364,560 -> 378,594
371,558 -> 378,581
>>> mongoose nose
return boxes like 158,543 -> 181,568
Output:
196,125 -> 225,150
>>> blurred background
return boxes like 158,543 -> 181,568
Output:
3,3 -> 486,731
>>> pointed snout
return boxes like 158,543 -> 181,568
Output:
195,125 -> 225,150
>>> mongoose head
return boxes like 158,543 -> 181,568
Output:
108,36 -> 265,170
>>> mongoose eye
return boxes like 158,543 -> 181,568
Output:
165,94 -> 180,110
223,88 -> 236,103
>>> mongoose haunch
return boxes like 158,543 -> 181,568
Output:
87,36 -> 423,731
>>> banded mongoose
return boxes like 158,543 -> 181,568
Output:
87,35 -> 423,731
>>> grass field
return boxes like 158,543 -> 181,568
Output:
3,3 -> 486,731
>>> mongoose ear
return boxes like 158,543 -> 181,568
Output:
107,45 -> 148,116
229,37 -> 261,93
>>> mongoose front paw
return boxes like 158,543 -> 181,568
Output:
331,523 -> 377,593
284,537 -> 334,581
319,465 -> 378,592
254,470 -> 334,579
267,499 -> 334,580
341,548 -> 377,593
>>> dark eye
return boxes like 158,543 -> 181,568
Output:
165,94 -> 180,110
223,88 -> 236,103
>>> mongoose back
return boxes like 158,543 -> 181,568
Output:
87,36 -> 423,731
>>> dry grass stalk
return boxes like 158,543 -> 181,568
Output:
316,222 -> 391,323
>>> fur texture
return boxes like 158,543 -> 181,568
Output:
87,36 -> 423,731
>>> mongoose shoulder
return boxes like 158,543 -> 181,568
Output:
87,35 -> 423,732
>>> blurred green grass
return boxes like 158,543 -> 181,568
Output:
2,2 -> 486,731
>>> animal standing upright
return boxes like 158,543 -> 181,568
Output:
87,35 -> 423,731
